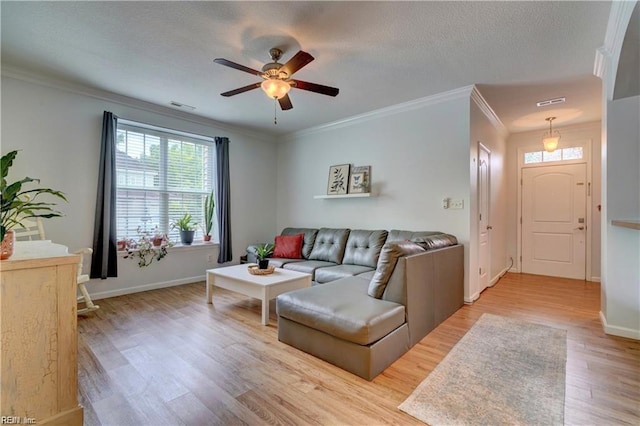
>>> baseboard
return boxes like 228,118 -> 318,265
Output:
489,266 -> 510,287
464,292 -> 480,304
590,276 -> 601,283
90,276 -> 205,301
599,311 -> 640,340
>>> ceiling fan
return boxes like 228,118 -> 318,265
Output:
213,48 -> 339,111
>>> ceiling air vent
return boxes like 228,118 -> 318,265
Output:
169,101 -> 196,111
536,97 -> 566,107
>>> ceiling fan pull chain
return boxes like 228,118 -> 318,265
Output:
273,98 -> 278,125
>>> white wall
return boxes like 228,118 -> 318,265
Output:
276,89 -> 477,299
1,74 -> 279,299
602,94 -> 640,338
505,122 -> 602,280
469,95 -> 509,302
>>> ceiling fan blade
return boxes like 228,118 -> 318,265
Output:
213,58 -> 262,76
280,51 -> 314,77
291,79 -> 339,97
220,82 -> 261,97
278,94 -> 293,110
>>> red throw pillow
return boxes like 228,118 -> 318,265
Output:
273,233 -> 304,259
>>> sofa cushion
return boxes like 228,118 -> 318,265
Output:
386,230 -> 442,243
357,270 -> 376,280
308,228 -> 350,264
341,229 -> 388,268
273,233 -> 304,259
276,278 -> 406,346
281,228 -> 319,259
283,260 -> 337,280
267,258 -> 305,268
368,241 -> 426,299
410,233 -> 458,250
315,264 -> 376,284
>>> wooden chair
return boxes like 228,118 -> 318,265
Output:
13,218 -> 100,315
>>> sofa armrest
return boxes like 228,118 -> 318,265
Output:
246,244 -> 265,263
382,244 -> 464,347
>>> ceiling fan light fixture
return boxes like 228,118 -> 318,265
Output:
542,117 -> 561,152
261,79 -> 290,99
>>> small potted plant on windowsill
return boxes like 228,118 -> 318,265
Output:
124,227 -> 174,267
171,213 -> 198,245
254,243 -> 274,269
203,191 -> 215,242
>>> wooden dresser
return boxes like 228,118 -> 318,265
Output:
0,241 -> 83,425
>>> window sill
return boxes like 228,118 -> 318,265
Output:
118,241 -> 218,257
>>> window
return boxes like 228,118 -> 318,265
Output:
523,147 -> 583,164
115,120 -> 216,242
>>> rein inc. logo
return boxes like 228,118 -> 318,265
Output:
1,417 -> 35,424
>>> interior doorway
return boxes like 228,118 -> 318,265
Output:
478,143 -> 491,293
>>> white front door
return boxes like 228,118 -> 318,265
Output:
521,163 -> 586,279
478,143 -> 491,293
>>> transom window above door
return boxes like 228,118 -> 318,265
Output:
523,147 -> 584,165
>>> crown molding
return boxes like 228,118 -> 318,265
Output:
470,85 -> 509,138
1,66 -> 276,143
593,0 -> 637,96
282,85 -> 475,141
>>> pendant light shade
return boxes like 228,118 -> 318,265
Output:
542,117 -> 560,153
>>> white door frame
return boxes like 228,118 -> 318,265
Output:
516,140 -> 593,280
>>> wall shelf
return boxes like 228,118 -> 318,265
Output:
611,220 -> 640,230
313,193 -> 372,199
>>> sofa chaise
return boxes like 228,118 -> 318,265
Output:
246,227 -> 464,380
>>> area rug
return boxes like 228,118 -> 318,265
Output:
399,313 -> 567,425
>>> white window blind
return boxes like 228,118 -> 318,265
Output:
115,121 -> 216,242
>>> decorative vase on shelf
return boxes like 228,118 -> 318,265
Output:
1,230 -> 15,260
203,234 -> 212,242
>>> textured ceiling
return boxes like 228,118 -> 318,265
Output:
1,1 -> 611,136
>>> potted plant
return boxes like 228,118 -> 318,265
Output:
124,227 -> 174,267
254,243 -> 274,269
151,226 -> 166,247
1,150 -> 67,259
203,191 -> 215,242
171,213 -> 198,245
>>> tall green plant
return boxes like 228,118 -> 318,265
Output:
1,150 -> 67,241
203,191 -> 215,236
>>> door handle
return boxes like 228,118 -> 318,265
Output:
486,226 -> 493,230
574,226 -> 584,231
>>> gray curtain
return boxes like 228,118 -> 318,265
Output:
215,137 -> 233,263
90,111 -> 118,279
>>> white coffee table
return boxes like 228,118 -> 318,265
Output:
206,264 -> 311,325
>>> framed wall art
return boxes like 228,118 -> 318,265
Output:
349,165 -> 371,193
327,164 -> 350,195
349,172 -> 366,194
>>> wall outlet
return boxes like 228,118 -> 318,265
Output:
442,198 -> 450,209
449,198 -> 464,209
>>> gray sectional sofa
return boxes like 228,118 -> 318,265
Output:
246,227 -> 464,380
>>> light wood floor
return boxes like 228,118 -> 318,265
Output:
77,273 -> 640,425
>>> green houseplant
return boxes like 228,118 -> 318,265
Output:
254,243 -> 274,269
171,213 -> 198,245
1,150 -> 67,259
124,226 -> 174,267
203,191 -> 215,242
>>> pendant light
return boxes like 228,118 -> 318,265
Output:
542,117 -> 560,153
